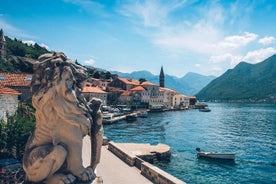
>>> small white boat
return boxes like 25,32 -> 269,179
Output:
199,107 -> 211,112
196,148 -> 235,160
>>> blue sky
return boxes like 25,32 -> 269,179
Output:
1,0 -> 276,77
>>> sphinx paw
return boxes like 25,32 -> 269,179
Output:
79,167 -> 96,182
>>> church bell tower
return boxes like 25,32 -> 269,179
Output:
0,29 -> 6,59
159,66 -> 165,87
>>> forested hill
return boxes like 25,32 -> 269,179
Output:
0,36 -> 50,73
196,54 -> 276,102
0,35 -> 115,79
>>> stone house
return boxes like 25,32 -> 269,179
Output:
0,73 -> 33,103
82,82 -> 107,105
108,77 -> 140,90
118,90 -> 132,105
173,94 -> 190,109
87,78 -> 112,90
160,87 -> 177,109
0,85 -> 21,122
141,81 -> 163,105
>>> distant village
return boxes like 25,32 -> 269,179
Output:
0,29 -> 198,121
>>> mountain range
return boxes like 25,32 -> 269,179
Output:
196,54 -> 276,102
111,70 -> 216,96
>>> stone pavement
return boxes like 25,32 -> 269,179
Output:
82,136 -> 153,184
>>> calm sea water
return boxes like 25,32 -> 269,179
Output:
103,103 -> 276,184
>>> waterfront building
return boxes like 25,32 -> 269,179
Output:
87,77 -> 112,91
118,90 -> 132,105
173,94 -> 190,109
82,82 -> 107,105
108,77 -> 140,90
160,87 -> 177,109
141,81 -> 163,105
0,29 -> 6,59
159,66 -> 165,87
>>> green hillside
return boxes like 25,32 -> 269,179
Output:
0,35 -> 113,80
196,54 -> 276,102
0,36 -> 50,73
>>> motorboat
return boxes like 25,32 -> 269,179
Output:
196,148 -> 235,160
137,110 -> 148,118
199,107 -> 211,112
126,113 -> 138,122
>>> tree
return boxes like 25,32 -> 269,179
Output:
0,120 -> 6,151
1,103 -> 35,159
139,78 -> 147,84
93,71 -> 101,79
104,71 -> 112,79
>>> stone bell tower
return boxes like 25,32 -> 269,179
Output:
159,66 -> 165,87
0,29 -> 6,59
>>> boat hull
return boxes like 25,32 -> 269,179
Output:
197,152 -> 235,160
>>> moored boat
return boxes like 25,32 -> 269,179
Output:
196,148 -> 235,160
137,110 -> 148,118
126,113 -> 138,122
199,107 -> 211,112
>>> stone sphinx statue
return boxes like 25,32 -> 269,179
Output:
23,52 -> 103,184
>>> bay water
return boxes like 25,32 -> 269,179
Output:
103,103 -> 276,183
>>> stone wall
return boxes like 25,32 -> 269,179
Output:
108,141 -> 186,184
0,94 -> 19,121
108,141 -> 136,166
141,162 -> 185,184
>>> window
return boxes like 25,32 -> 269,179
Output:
27,76 -> 32,81
0,76 -> 5,80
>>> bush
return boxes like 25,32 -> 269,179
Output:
0,103 -> 35,160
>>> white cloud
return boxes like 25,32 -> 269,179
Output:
195,64 -> 201,67
84,58 -> 96,65
39,43 -> 49,50
218,32 -> 258,49
22,40 -> 36,46
22,40 -> 49,50
210,53 -> 242,66
210,53 -> 233,63
242,47 -> 276,63
258,36 -> 275,45
210,47 -> 276,67
118,0 -> 186,28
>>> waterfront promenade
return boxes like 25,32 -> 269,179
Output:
82,136 -> 153,184
82,136 -> 185,184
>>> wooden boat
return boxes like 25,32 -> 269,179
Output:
196,148 -> 235,160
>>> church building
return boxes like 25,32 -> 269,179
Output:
159,66 -> 165,87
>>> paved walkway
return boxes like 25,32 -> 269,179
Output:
82,136 -> 153,184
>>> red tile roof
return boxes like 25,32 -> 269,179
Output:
118,78 -> 140,85
160,87 -> 176,93
174,94 -> 188,98
0,85 -> 21,95
82,86 -> 107,94
130,86 -> 145,91
121,90 -> 132,96
0,73 -> 32,87
141,81 -> 157,86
